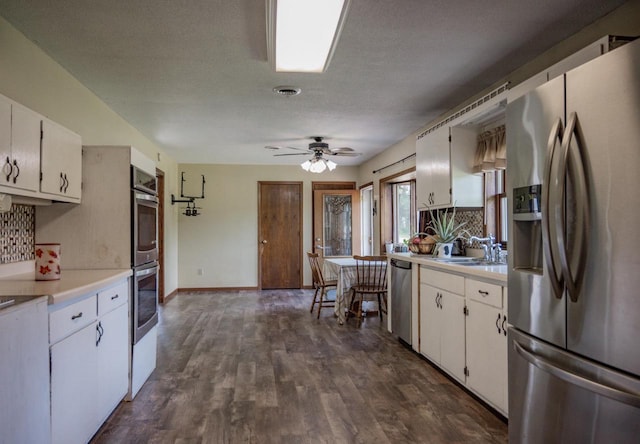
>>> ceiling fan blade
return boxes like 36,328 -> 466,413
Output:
273,153 -> 313,157
331,147 -> 355,152
331,152 -> 362,157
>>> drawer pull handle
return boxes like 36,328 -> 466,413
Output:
478,290 -> 489,296
71,312 -> 83,320
111,294 -> 119,300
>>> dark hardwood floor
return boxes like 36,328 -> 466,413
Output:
92,290 -> 507,444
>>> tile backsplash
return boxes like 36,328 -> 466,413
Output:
419,208 -> 484,241
0,204 -> 35,264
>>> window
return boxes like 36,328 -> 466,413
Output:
485,169 -> 507,245
392,181 -> 415,244
379,169 -> 416,253
360,184 -> 374,255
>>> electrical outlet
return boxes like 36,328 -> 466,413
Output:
197,268 -> 203,276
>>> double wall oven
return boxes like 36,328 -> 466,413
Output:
131,166 -> 159,344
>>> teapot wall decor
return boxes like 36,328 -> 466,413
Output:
171,172 -> 206,216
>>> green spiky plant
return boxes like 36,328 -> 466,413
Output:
426,206 -> 470,244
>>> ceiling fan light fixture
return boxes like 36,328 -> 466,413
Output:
300,157 -> 335,173
266,0 -> 351,73
308,159 -> 327,173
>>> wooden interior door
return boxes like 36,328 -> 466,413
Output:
313,190 -> 361,259
258,182 -> 303,289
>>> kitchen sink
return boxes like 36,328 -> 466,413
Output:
433,257 -> 489,266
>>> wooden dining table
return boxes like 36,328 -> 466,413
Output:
323,257 -> 387,324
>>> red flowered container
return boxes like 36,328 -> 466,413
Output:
35,243 -> 61,280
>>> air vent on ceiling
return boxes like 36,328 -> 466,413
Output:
273,86 -> 302,97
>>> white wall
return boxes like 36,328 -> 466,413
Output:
0,16 -> 180,296
177,163 -> 358,288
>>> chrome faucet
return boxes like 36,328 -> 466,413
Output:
469,234 -> 502,263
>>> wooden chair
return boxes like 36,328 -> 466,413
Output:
307,252 -> 337,319
346,255 -> 388,326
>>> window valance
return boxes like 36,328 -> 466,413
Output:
473,124 -> 506,173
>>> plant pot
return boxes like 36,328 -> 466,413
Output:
436,242 -> 454,258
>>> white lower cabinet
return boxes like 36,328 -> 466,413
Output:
419,266 -> 508,416
419,268 -> 466,383
466,298 -> 508,414
51,320 -> 99,444
50,280 -> 129,444
0,298 -> 50,444
97,299 -> 129,422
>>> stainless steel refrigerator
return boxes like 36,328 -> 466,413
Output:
506,37 -> 640,443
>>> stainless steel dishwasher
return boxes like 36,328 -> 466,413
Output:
390,258 -> 412,345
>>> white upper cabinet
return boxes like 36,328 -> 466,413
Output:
0,95 -> 41,193
41,119 -> 82,202
416,125 -> 482,210
0,93 -> 82,202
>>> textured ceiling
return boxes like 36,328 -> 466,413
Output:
0,0 -> 627,166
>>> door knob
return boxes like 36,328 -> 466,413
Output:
261,240 -> 268,244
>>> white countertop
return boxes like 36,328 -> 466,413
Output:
0,269 -> 132,305
388,252 -> 508,284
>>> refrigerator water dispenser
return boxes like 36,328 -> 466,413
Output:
512,185 -> 543,273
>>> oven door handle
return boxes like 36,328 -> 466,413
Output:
135,266 -> 158,277
135,192 -> 159,204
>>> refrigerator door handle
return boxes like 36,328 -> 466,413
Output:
542,117 -> 565,299
514,339 -> 640,408
558,112 -> 590,302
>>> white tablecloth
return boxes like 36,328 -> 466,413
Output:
323,257 -> 386,324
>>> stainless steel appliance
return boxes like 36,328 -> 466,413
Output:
507,38 -> 640,443
130,166 -> 159,343
132,262 -> 159,344
132,166 -> 158,267
390,258 -> 412,345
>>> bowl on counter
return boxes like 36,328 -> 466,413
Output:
408,238 -> 436,254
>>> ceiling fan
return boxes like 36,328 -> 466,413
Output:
266,136 -> 361,173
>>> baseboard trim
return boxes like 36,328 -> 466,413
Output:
178,286 -> 259,293
162,289 -> 178,304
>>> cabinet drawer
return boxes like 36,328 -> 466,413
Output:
98,280 -> 129,316
49,295 -> 97,344
420,266 -> 465,295
466,279 -> 503,308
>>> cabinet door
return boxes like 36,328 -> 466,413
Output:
466,299 -> 507,413
439,291 -> 466,382
416,126 -> 450,208
0,96 -> 11,183
0,300 -> 50,444
429,127 -> 452,208
419,283 -> 441,362
41,119 -> 82,200
449,126 -> 483,207
51,322 -> 99,444
10,102 -> 41,192
97,302 -> 129,422
0,98 -> 40,192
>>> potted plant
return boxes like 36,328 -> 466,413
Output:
426,207 -> 469,258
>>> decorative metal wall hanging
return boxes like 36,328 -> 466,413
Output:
171,172 -> 206,216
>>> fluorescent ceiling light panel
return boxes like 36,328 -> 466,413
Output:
267,0 -> 350,73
